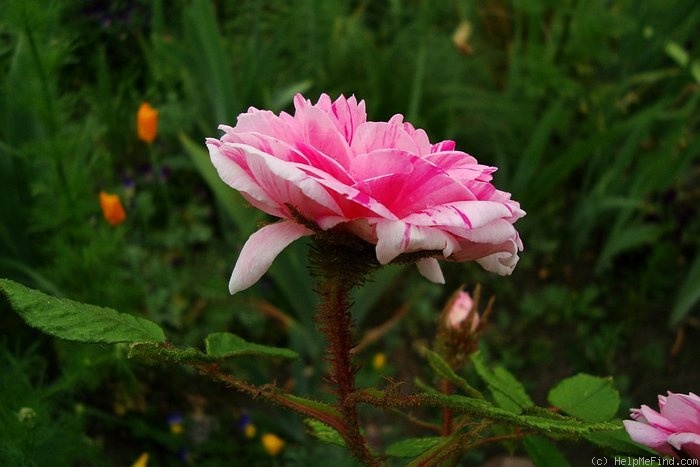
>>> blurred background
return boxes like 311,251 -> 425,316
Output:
0,0 -> 698,465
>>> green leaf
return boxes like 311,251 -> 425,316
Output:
471,352 -> 534,413
665,40 -> 689,68
0,278 -> 165,344
416,393 -> 619,436
597,223 -> 665,272
305,419 -> 345,447
548,374 -> 620,422
670,252 -> 700,325
179,133 -> 263,237
523,436 -> 570,467
267,80 -> 313,111
584,428 -> 657,455
425,349 -> 482,398
386,437 -> 446,458
281,393 -> 341,418
205,332 -> 298,359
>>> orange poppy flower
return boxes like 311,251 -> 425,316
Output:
100,191 -> 126,226
137,102 -> 158,144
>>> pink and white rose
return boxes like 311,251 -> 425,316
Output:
624,392 -> 700,459
206,94 -> 525,294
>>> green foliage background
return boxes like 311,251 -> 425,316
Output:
0,0 -> 698,465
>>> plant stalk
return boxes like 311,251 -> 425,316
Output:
311,237 -> 378,465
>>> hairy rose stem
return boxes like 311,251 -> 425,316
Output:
441,379 -> 454,435
311,237 -> 378,466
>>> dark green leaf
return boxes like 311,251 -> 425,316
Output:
280,393 -> 342,420
179,133 -> 263,237
523,436 -> 570,467
385,437 -> 447,458
205,332 -> 298,359
471,352 -> 534,413
584,428 -> 656,455
670,252 -> 700,325
548,374 -> 620,422
416,393 -> 619,435
425,349 -> 482,398
267,80 -> 313,111
0,278 -> 165,344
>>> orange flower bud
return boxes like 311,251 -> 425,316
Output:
261,433 -> 285,456
100,191 -> 126,226
137,102 -> 158,144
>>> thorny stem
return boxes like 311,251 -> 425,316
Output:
310,237 -> 379,466
440,379 -> 454,435
192,362 -> 345,432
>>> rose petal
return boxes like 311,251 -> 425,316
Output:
351,121 -> 421,156
293,94 -> 353,168
375,220 -> 458,264
623,420 -> 677,457
661,393 -> 700,433
207,142 -> 286,218
638,405 -> 678,432
314,94 -> 367,144
231,143 -> 344,219
402,201 -> 514,229
431,140 -> 456,152
453,218 -> 519,245
476,243 -> 520,276
668,432 -> 700,459
352,150 -> 474,218
416,258 -> 445,284
222,108 -> 301,142
229,221 -> 314,294
290,163 -> 397,220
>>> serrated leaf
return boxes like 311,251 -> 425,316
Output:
205,332 -> 298,359
548,374 -> 619,422
386,437 -> 447,458
416,393 -> 619,436
425,349 -> 481,398
305,419 -> 345,447
471,352 -> 534,413
523,436 -> 570,467
0,278 -> 165,344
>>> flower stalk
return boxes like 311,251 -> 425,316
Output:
310,237 -> 379,466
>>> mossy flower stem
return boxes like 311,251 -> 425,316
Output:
310,236 -> 379,466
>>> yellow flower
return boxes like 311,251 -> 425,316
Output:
170,422 -> 184,435
372,352 -> 387,371
131,452 -> 149,467
137,102 -> 158,144
261,433 -> 285,456
99,191 -> 126,226
244,423 -> 257,438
